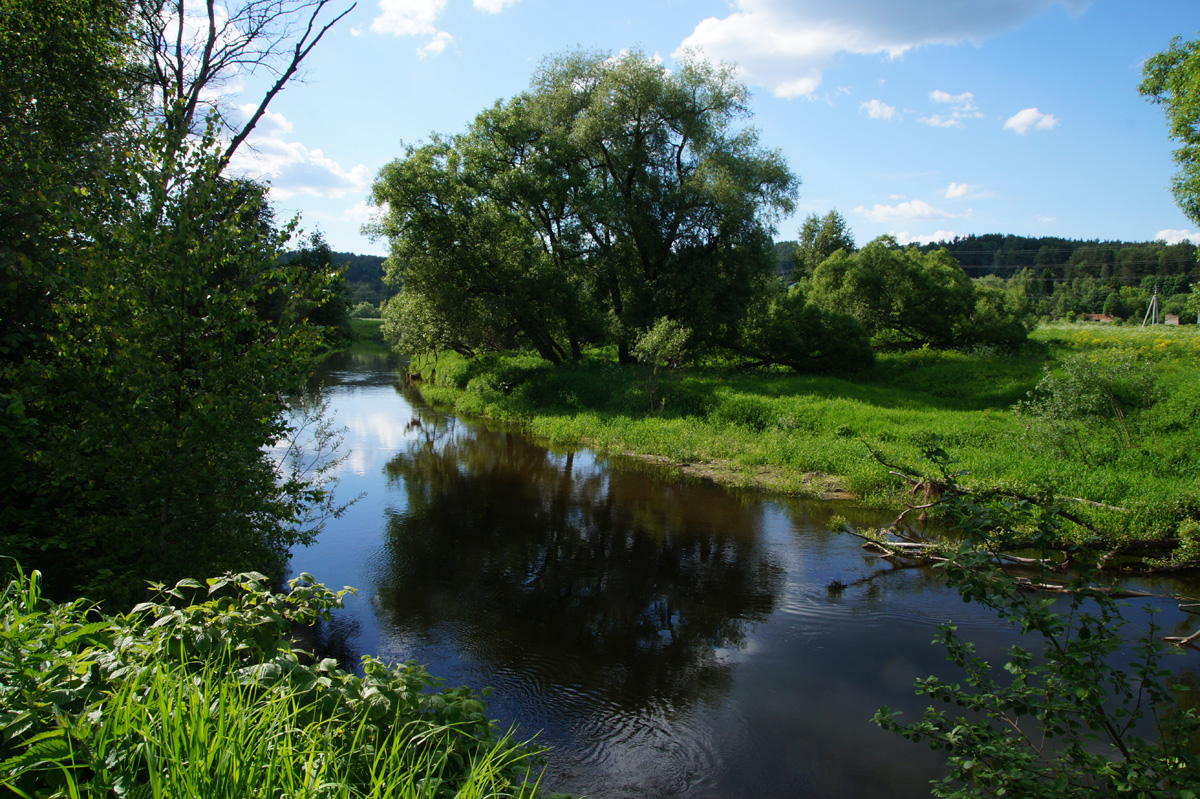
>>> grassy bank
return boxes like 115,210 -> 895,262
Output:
350,317 -> 385,343
408,324 -> 1200,548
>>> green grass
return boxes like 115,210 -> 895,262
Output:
409,323 -> 1200,545
32,664 -> 544,799
350,317 -> 385,343
0,568 -> 549,799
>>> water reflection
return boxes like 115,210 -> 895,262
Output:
287,347 -> 1200,799
377,408 -> 786,708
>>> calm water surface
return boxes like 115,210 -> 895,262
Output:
284,346 -> 1198,799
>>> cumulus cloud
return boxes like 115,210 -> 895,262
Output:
678,0 -> 1089,98
854,199 -> 957,224
861,99 -> 896,120
925,88 -> 983,125
919,114 -> 962,129
1004,107 -> 1059,134
896,230 -> 957,246
945,182 -> 970,199
228,107 -> 371,201
371,0 -> 454,54
1157,229 -> 1197,245
418,30 -> 453,57
372,0 -> 518,52
372,0 -> 445,35
473,0 -> 519,11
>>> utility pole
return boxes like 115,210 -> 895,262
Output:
1142,284 -> 1159,327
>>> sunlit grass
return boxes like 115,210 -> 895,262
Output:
411,325 -> 1200,543
4,653 -> 545,799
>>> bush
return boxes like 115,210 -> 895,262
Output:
0,565 -> 546,798
733,284 -> 874,372
351,301 -> 378,318
1015,350 -> 1159,459
873,448 -> 1200,798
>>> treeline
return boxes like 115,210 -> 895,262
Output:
921,235 -> 1199,322
280,249 -> 390,317
917,233 -> 1198,283
774,225 -> 1200,324
335,251 -> 392,312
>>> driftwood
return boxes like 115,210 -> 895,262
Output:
869,446 -> 1197,571
845,526 -> 1200,651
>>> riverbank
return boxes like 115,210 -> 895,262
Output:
404,324 -> 1200,558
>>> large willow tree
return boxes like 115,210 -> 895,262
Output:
372,50 -> 798,363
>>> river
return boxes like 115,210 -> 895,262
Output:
282,343 -> 1198,799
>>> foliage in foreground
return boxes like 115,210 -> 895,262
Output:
2,0 -> 353,606
871,444 -> 1200,797
0,566 -> 545,799
1141,33 -> 1200,228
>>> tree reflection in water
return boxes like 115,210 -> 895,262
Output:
377,409 -> 785,708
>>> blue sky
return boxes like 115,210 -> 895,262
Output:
223,0 -> 1200,255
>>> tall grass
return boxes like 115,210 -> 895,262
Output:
4,663 -> 543,799
0,567 -> 548,799
408,324 -> 1200,544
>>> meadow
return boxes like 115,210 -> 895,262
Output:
411,323 -> 1200,552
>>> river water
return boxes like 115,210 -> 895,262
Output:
284,344 -> 1198,799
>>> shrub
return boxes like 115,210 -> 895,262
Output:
1016,350 -> 1159,458
873,448 -> 1200,798
0,565 -> 546,798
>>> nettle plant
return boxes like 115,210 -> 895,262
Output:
874,446 -> 1200,799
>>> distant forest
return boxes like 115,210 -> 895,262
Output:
323,234 -> 1198,323
332,251 -> 392,309
774,233 -> 1199,322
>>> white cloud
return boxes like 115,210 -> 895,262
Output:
861,99 -> 896,120
1157,229 -> 1197,245
854,199 -> 957,224
945,182 -> 970,199
1037,215 -> 1058,224
227,108 -> 371,202
919,114 -> 962,128
343,199 -> 381,224
1004,107 -> 1059,134
678,0 -> 1088,98
372,0 -> 453,54
473,0 -> 519,11
889,194 -> 907,200
418,30 -> 453,57
350,26 -> 363,36
896,230 -> 957,246
930,90 -> 970,105
372,0 -> 445,35
921,89 -> 983,127
372,0 -> 517,52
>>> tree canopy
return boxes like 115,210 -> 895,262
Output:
1,0 -> 351,604
796,209 -> 855,276
1141,34 -> 1200,226
372,49 -> 799,364
805,236 -> 1031,349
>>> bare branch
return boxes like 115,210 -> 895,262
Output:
136,0 -> 355,168
223,1 -> 356,166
